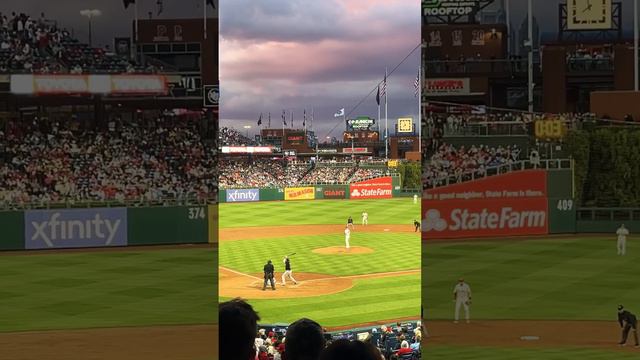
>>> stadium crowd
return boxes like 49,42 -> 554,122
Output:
220,299 -> 422,360
219,159 -> 391,188
0,114 -> 216,207
0,11 -> 148,74
219,126 -> 261,146
423,143 -> 521,188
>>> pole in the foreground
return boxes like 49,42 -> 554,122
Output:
635,0 -> 639,91
527,0 -> 534,113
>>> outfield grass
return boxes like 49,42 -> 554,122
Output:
220,232 -> 419,276
0,247 -> 217,332
424,236 -> 640,320
220,198 -> 421,327
220,198 -> 419,228
249,274 -> 420,327
426,345 -> 638,359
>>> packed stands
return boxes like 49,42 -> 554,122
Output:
423,143 -> 521,188
0,11 -> 146,74
219,126 -> 261,146
254,321 -> 422,360
0,114 -> 216,208
219,159 -> 393,188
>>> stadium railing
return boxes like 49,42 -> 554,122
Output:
425,58 -> 537,76
0,196 -> 217,211
424,158 -> 572,190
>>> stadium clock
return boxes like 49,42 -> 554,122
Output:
567,0 -> 612,30
534,119 -> 566,140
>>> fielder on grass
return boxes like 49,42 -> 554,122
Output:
413,194 -> 418,204
453,278 -> 471,324
618,305 -> 640,347
617,224 -> 630,256
281,255 -> 298,286
362,211 -> 368,226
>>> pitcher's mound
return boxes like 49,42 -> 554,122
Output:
312,246 -> 374,255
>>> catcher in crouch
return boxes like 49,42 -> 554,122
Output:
281,254 -> 298,286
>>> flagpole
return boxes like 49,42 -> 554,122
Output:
134,0 -> 139,42
384,69 -> 389,160
203,0 -> 207,40
418,65 -> 422,153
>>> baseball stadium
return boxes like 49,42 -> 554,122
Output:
218,118 -> 422,359
423,104 -> 640,359
422,0 -> 640,357
0,7 -> 219,360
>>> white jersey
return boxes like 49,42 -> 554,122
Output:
617,227 -> 629,241
362,212 -> 368,220
345,228 -> 351,237
454,283 -> 471,301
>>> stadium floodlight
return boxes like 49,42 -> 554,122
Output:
80,9 -> 102,47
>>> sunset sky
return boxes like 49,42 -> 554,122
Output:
219,0 -> 420,139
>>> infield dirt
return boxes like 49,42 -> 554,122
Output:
0,325 -> 218,360
425,320 -> 638,352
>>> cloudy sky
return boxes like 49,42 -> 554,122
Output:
219,0 -> 420,139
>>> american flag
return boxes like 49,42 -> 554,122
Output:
414,71 -> 420,98
379,74 -> 387,98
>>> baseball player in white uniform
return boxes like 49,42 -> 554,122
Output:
413,194 -> 418,204
344,226 -> 351,249
453,278 -> 472,323
361,211 -> 368,226
617,224 -> 630,256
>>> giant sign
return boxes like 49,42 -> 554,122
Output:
350,177 -> 393,199
321,186 -> 347,199
285,187 -> 315,201
24,208 -> 128,249
423,170 -> 549,239
226,189 -> 260,202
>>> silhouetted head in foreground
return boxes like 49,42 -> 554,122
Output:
319,339 -> 382,360
285,318 -> 326,360
219,298 -> 260,360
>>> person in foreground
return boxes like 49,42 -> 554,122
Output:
219,298 -> 261,360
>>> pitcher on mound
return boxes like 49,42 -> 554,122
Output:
344,225 -> 351,249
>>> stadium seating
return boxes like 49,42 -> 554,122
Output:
0,11 -> 147,74
256,321 -> 422,360
219,159 -> 393,188
0,115 -> 216,208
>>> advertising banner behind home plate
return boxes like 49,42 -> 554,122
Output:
423,170 -> 550,239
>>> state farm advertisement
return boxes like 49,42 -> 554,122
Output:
423,198 -> 549,239
424,170 -> 549,239
285,187 -> 315,201
350,177 -> 393,199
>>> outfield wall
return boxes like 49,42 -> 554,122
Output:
423,169 -> 576,240
219,176 -> 416,203
0,205 -> 213,251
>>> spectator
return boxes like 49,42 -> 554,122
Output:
319,339 -> 383,360
219,298 -> 261,360
285,318 -> 326,360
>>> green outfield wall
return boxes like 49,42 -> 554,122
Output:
0,211 -> 24,250
128,206 -> 208,245
218,176 -> 419,204
0,206 -> 209,251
